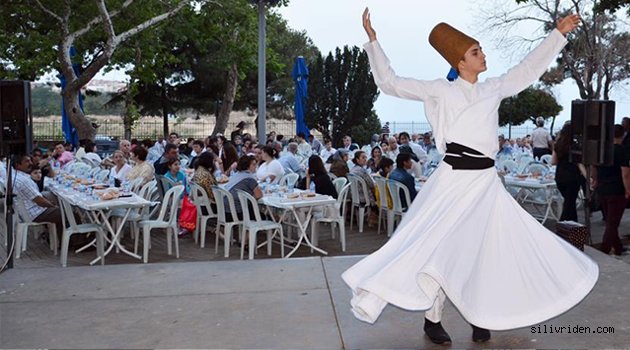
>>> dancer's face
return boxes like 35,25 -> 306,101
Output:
458,44 -> 487,75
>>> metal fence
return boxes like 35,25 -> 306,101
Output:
32,118 -> 540,142
387,121 -> 541,139
32,118 -> 298,141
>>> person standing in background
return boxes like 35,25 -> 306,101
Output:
531,117 -> 553,160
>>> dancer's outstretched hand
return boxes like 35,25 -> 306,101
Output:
362,7 -> 377,42
556,13 -> 581,36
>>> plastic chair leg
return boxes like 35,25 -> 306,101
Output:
96,231 -> 105,266
61,233 -> 70,267
338,220 -> 346,252
142,227 -> 151,263
350,206 -> 354,231
358,207 -> 365,233
310,222 -> 318,253
48,224 -> 58,256
14,224 -> 25,259
173,226 -> 180,258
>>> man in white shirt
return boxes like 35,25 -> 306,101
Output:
320,139 -> 337,162
342,135 -> 359,151
399,132 -> 428,165
279,142 -> 304,176
12,154 -> 63,239
295,132 -> 312,160
531,117 -> 552,160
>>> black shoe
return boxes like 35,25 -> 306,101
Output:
423,318 -> 452,345
471,324 -> 491,342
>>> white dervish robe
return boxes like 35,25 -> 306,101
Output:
342,29 -> 598,330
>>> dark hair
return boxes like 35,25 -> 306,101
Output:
84,141 -> 96,153
169,132 -> 179,138
370,146 -> 382,158
297,132 -> 306,139
351,151 -> 366,165
142,139 -> 153,148
378,157 -> 394,173
30,164 -> 41,173
164,143 -> 178,153
166,157 -> 180,168
192,139 -> 205,148
132,146 -> 148,161
308,155 -> 327,177
554,123 -> 572,159
396,152 -> 413,168
222,143 -> 239,172
261,145 -> 278,159
236,155 -> 257,171
32,148 -> 42,156
613,124 -> 624,138
195,151 -> 216,171
399,132 -> 410,140
12,154 -> 30,169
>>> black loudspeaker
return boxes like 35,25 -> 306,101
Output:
0,80 -> 33,157
569,99 -> 615,166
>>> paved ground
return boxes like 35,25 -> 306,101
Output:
1,248 -> 629,349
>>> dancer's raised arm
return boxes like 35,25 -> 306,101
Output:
362,7 -> 377,42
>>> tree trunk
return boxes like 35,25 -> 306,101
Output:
63,87 -> 96,141
212,63 -> 238,136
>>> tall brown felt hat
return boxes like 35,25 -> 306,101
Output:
428,23 -> 479,69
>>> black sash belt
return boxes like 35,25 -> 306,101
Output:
443,142 -> 495,170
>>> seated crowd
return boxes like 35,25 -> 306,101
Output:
1,125 -> 571,254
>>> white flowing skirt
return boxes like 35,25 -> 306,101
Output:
341,162 -> 599,330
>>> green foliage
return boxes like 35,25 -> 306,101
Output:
498,87 -> 562,126
109,1 -> 317,119
306,46 -> 381,146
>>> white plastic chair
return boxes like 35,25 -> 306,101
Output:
279,173 -> 299,188
525,162 -> 549,177
501,159 -> 518,174
57,197 -> 105,267
94,169 -> 110,182
387,179 -> 412,237
110,180 -> 157,254
373,176 -> 390,235
211,185 -> 243,258
138,185 -> 185,263
328,173 -> 338,180
540,154 -> 553,165
347,173 -> 371,233
190,183 -> 217,248
236,190 -> 284,260
332,177 -> 348,196
13,200 -> 58,259
311,184 -> 350,251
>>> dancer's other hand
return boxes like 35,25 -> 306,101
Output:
556,13 -> 581,36
362,7 -> 377,42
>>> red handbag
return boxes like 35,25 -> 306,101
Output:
179,194 -> 197,232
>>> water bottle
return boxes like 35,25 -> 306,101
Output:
109,174 -> 116,188
214,169 -> 222,180
122,180 -> 131,193
309,181 -> 316,194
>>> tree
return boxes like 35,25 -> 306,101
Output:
109,2 -> 316,136
307,46 -> 381,146
0,0 -> 200,141
481,0 -> 630,100
499,86 -> 562,132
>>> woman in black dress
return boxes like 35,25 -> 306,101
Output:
552,122 -> 586,221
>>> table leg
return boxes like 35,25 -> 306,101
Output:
90,208 -> 141,265
284,206 -> 328,258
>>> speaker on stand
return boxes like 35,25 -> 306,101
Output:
569,99 -> 616,244
0,80 -> 33,270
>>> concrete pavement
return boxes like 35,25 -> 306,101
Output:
1,247 -> 629,349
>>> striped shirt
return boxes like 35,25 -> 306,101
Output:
14,170 -> 46,220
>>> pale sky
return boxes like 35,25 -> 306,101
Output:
276,0 -> 630,126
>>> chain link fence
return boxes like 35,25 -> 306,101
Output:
33,118 -> 298,141
33,117 -> 540,142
